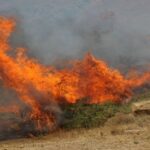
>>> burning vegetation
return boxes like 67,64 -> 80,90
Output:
0,17 -> 150,138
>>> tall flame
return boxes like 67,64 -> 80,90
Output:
0,17 -> 150,131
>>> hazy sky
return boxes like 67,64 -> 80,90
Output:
0,0 -> 150,66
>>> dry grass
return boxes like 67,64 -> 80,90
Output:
0,113 -> 149,150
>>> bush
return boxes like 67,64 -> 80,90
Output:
61,100 -> 131,129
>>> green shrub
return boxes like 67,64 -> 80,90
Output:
61,90 -> 150,129
61,100 -> 131,129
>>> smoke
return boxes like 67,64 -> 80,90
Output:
0,0 -> 150,68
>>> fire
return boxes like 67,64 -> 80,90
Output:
0,17 -> 150,132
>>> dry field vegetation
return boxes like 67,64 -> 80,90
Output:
0,93 -> 150,150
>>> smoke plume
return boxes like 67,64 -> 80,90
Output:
0,0 -> 150,68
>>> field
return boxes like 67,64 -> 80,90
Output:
0,93 -> 150,150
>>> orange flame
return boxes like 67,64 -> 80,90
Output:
0,17 -> 150,131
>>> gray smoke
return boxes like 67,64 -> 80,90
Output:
0,0 -> 150,68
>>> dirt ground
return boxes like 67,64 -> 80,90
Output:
0,113 -> 149,150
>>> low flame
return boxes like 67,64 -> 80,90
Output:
0,17 -> 150,132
